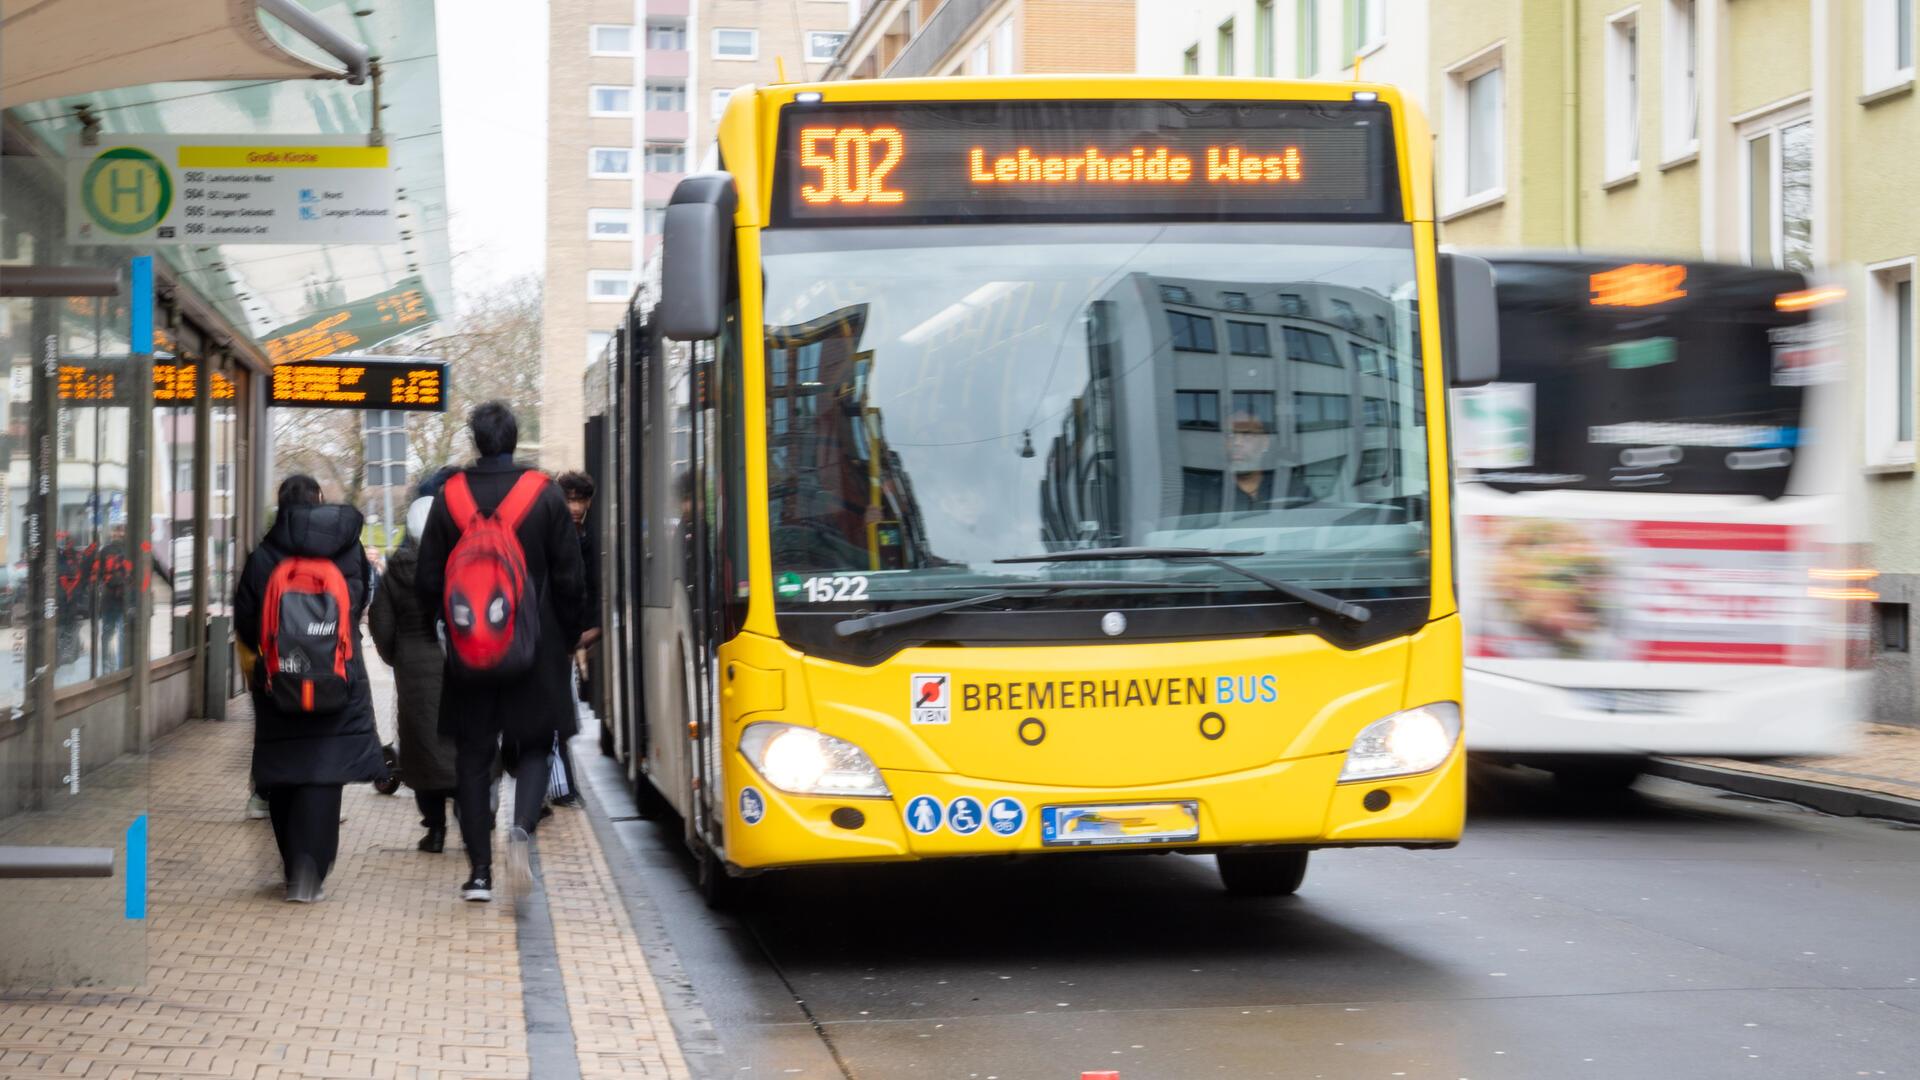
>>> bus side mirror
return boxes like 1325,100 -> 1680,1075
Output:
660,173 -> 738,342
1441,252 -> 1500,386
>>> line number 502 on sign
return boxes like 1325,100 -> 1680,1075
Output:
803,575 -> 869,602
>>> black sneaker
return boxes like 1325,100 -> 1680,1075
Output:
461,873 -> 493,902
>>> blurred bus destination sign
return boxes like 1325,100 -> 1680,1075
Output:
270,356 -> 447,412
263,277 -> 436,364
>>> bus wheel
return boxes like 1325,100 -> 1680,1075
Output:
1552,761 -> 1644,794
1216,850 -> 1309,897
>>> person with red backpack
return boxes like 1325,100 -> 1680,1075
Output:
233,474 -> 386,903
415,402 -> 590,904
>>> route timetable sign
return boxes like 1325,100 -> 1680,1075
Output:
773,99 -> 1399,225
269,356 -> 448,412
66,136 -> 397,245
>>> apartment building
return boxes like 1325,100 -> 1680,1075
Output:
1135,0 -> 1427,98
827,0 -> 1136,81
541,0 -> 851,468
1427,0 -> 1918,722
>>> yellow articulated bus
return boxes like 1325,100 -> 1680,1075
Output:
582,76 -> 1499,903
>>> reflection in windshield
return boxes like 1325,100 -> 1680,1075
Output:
762,225 -> 1430,604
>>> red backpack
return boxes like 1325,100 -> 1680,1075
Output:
441,470 -> 546,678
260,556 -> 354,715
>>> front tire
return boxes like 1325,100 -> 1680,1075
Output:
694,840 -> 746,909
1551,761 -> 1644,794
1217,849 -> 1309,896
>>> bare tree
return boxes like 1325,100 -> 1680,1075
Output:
405,275 -> 544,477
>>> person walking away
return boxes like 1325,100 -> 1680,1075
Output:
97,524 -> 131,672
368,493 -> 459,852
416,403 -> 589,904
233,474 -> 386,902
553,471 -> 604,809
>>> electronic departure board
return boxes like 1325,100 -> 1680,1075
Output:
772,100 -> 1399,226
55,361 -> 236,403
269,356 -> 447,412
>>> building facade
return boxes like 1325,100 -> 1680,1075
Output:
1135,0 -> 1427,96
827,0 -> 1136,81
542,0 -> 851,470
1425,0 -> 1917,723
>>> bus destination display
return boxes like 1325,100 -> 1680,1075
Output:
269,356 -> 447,412
774,100 -> 1396,224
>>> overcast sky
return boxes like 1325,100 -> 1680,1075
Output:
438,0 -> 547,308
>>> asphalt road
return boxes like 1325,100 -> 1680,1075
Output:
585,756 -> 1920,1080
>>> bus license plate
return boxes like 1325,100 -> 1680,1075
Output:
1040,802 -> 1200,847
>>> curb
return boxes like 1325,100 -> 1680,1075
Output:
1645,758 -> 1920,826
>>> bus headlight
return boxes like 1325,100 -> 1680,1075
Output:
1337,703 -> 1462,783
739,722 -> 891,798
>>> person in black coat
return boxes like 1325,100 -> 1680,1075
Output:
415,402 -> 590,903
233,475 -> 386,903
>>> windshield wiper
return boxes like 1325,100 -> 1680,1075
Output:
831,580 -> 1216,638
993,546 -> 1372,625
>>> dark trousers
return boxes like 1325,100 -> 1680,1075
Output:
267,784 -> 343,886
454,730 -> 550,873
414,788 -> 455,830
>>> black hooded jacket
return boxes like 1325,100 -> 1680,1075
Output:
234,503 -> 387,787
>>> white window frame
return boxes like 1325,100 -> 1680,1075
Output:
645,82 -> 686,112
1359,0 -> 1388,54
588,270 -> 636,303
588,329 -> 614,364
644,143 -> 687,173
590,24 -> 635,57
713,27 -> 758,60
711,87 -> 735,119
647,22 -> 686,51
1443,42 -> 1507,216
1604,8 -> 1641,183
807,30 -> 849,63
643,207 -> 666,235
991,19 -> 1014,75
589,84 -> 634,118
1736,99 -> 1814,271
1864,0 -> 1917,96
1661,0 -> 1698,163
588,208 -> 633,240
588,147 -> 633,178
1867,257 -> 1918,467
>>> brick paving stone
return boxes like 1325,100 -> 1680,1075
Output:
1686,722 -> 1920,802
1,669 -> 688,1080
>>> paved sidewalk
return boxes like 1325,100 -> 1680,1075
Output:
1651,723 -> 1920,823
0,683 -> 688,1080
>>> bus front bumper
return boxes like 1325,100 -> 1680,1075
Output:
720,746 -> 1465,872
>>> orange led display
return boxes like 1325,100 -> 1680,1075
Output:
153,363 -> 236,402
965,146 -> 1304,186
1590,263 -> 1689,307
57,364 -> 116,402
1775,285 -> 1846,311
798,126 -> 905,205
267,357 -> 447,412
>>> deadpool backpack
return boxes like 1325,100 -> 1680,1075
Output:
260,555 -> 354,715
440,470 -> 546,679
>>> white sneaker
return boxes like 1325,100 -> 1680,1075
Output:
246,794 -> 270,820
506,827 -> 533,908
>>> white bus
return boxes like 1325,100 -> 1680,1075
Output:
1453,254 -> 1867,789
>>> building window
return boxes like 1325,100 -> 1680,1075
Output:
1294,392 -> 1351,432
1227,320 -> 1272,356
591,24 -> 635,56
1291,456 -> 1345,501
1284,326 -> 1342,366
1169,312 -> 1217,352
1358,0 -> 1387,51
1741,109 -> 1814,272
589,329 -> 614,363
1221,291 -> 1253,312
1180,469 -> 1223,518
589,270 -> 635,302
970,40 -> 992,74
1160,283 -> 1195,304
644,207 -> 666,234
590,85 -> 633,117
1605,10 -> 1640,181
589,208 -> 633,239
1329,298 -> 1360,331
1354,344 -> 1382,375
1217,18 -> 1235,75
646,82 -> 686,111
808,31 -> 849,62
1359,447 -> 1394,483
1296,0 -> 1318,76
1254,0 -> 1276,76
993,19 -> 1014,75
589,147 -> 633,177
713,28 -> 757,59
645,143 -> 687,173
1865,0 -> 1917,94
1445,45 -> 1506,210
1183,43 -> 1200,75
1877,601 -> 1910,653
1176,390 -> 1221,431
1868,258 -> 1917,465
1231,391 -> 1277,432
1278,292 -> 1309,317
647,22 -> 686,51
1663,0 -> 1697,160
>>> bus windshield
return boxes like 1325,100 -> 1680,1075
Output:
1456,258 -> 1819,500
759,223 -> 1431,613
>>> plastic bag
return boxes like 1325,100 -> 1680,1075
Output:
547,734 -> 570,801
